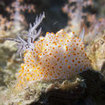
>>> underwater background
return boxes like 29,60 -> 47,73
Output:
0,0 -> 105,105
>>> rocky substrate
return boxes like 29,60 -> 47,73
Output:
1,69 -> 105,105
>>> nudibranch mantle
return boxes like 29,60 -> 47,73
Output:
15,13 -> 91,87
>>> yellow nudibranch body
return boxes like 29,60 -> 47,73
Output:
16,29 -> 91,87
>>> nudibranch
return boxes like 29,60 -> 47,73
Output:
12,13 -> 91,87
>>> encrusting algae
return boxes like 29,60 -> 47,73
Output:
9,13 -> 91,88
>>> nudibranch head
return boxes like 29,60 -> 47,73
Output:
13,13 -> 91,87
